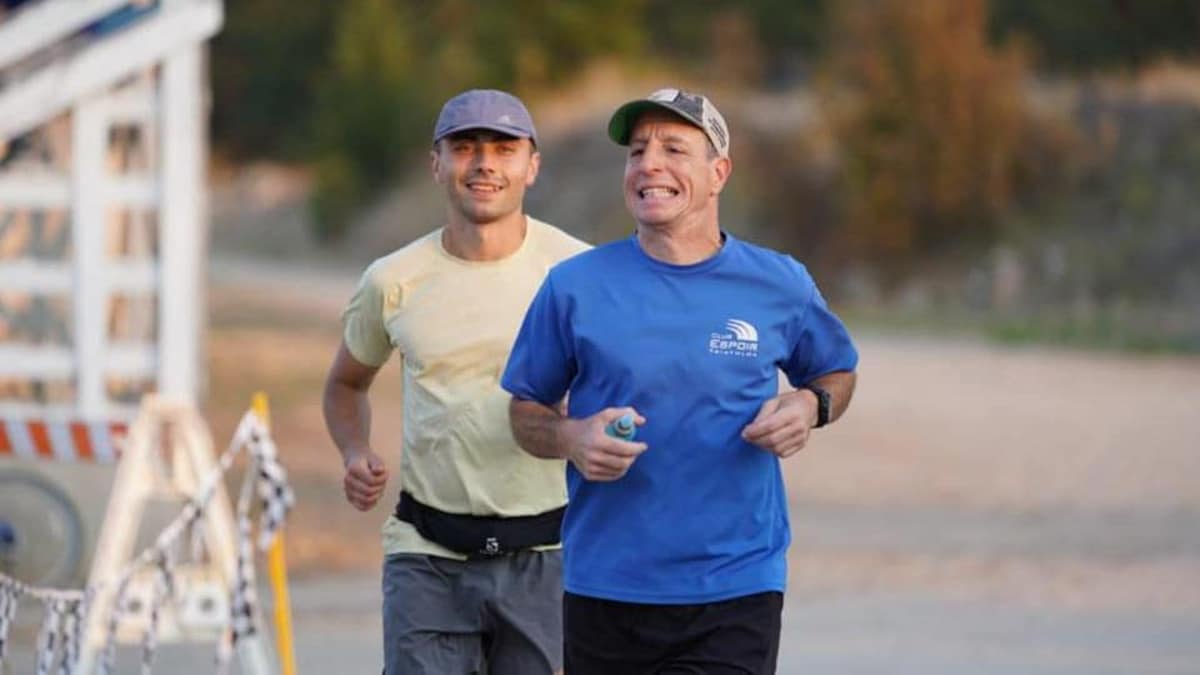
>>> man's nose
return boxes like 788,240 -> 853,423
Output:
636,145 -> 665,172
471,146 -> 498,172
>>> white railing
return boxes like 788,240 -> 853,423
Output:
0,344 -> 155,379
0,0 -> 223,142
0,259 -> 158,293
0,0 -> 217,419
0,0 -> 131,70
0,173 -> 158,208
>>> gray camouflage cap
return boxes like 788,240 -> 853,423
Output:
607,88 -> 730,158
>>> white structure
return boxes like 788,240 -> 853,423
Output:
77,397 -> 275,674
0,4 -> 281,673
0,0 -> 223,421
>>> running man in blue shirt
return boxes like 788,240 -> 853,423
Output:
501,88 -> 859,674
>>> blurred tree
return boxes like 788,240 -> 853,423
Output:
310,0 -> 428,241
308,0 -> 646,240
211,0 -> 1200,245
643,0 -> 826,86
989,0 -> 1200,72
211,0 -> 340,159
428,1 -> 646,90
209,0 -> 1200,163
822,0 -> 1029,273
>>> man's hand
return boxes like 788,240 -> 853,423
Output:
343,449 -> 389,511
562,408 -> 648,481
741,390 -> 818,458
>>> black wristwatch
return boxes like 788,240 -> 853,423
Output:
802,384 -> 831,428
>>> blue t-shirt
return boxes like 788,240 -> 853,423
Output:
501,233 -> 858,604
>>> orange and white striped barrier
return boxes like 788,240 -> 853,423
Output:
0,419 -> 127,462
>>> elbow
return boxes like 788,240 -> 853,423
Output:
508,397 -> 533,452
508,396 -> 560,459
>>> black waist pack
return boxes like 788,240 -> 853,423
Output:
394,491 -> 565,559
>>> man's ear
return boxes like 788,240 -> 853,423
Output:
525,149 -> 541,187
430,146 -> 443,184
711,156 -> 732,195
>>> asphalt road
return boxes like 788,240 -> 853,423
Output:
9,570 -> 1198,674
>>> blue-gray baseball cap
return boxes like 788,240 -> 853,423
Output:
433,89 -> 538,146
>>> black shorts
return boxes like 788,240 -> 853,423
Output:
563,590 -> 783,675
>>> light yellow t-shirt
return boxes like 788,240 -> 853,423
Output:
342,216 -> 589,559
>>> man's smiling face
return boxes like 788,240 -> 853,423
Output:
433,129 -> 539,225
623,109 -> 729,230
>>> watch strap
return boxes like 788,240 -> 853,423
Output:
803,384 -> 831,428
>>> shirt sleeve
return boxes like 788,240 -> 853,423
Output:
341,265 -> 394,367
501,274 -> 576,405
781,268 -> 859,388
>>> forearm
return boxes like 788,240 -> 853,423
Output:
509,397 -> 572,459
810,370 -> 856,424
323,379 -> 373,463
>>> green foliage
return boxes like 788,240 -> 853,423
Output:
822,0 -> 1029,273
209,0 -> 826,167
208,0 -> 1200,243
211,0 -> 340,159
309,0 -> 429,240
989,0 -> 1200,72
985,311 -> 1200,353
310,154 -> 363,243
641,0 -> 826,85
413,1 -> 646,91
280,0 -> 646,240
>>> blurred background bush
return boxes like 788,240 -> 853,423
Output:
208,0 -> 1200,351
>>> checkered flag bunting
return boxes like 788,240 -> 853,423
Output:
0,575 -> 20,665
0,403 -> 294,675
248,422 -> 294,551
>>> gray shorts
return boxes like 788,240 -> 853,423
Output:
382,551 -> 563,675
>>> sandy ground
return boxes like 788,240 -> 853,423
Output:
4,259 -> 1199,673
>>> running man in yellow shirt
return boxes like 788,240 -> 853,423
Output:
322,89 -> 588,675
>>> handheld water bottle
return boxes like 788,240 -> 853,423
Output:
605,413 -> 637,441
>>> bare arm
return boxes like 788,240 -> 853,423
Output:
742,370 -> 857,458
323,341 -> 389,510
509,397 -> 649,482
811,369 -> 857,425
509,397 -> 573,460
